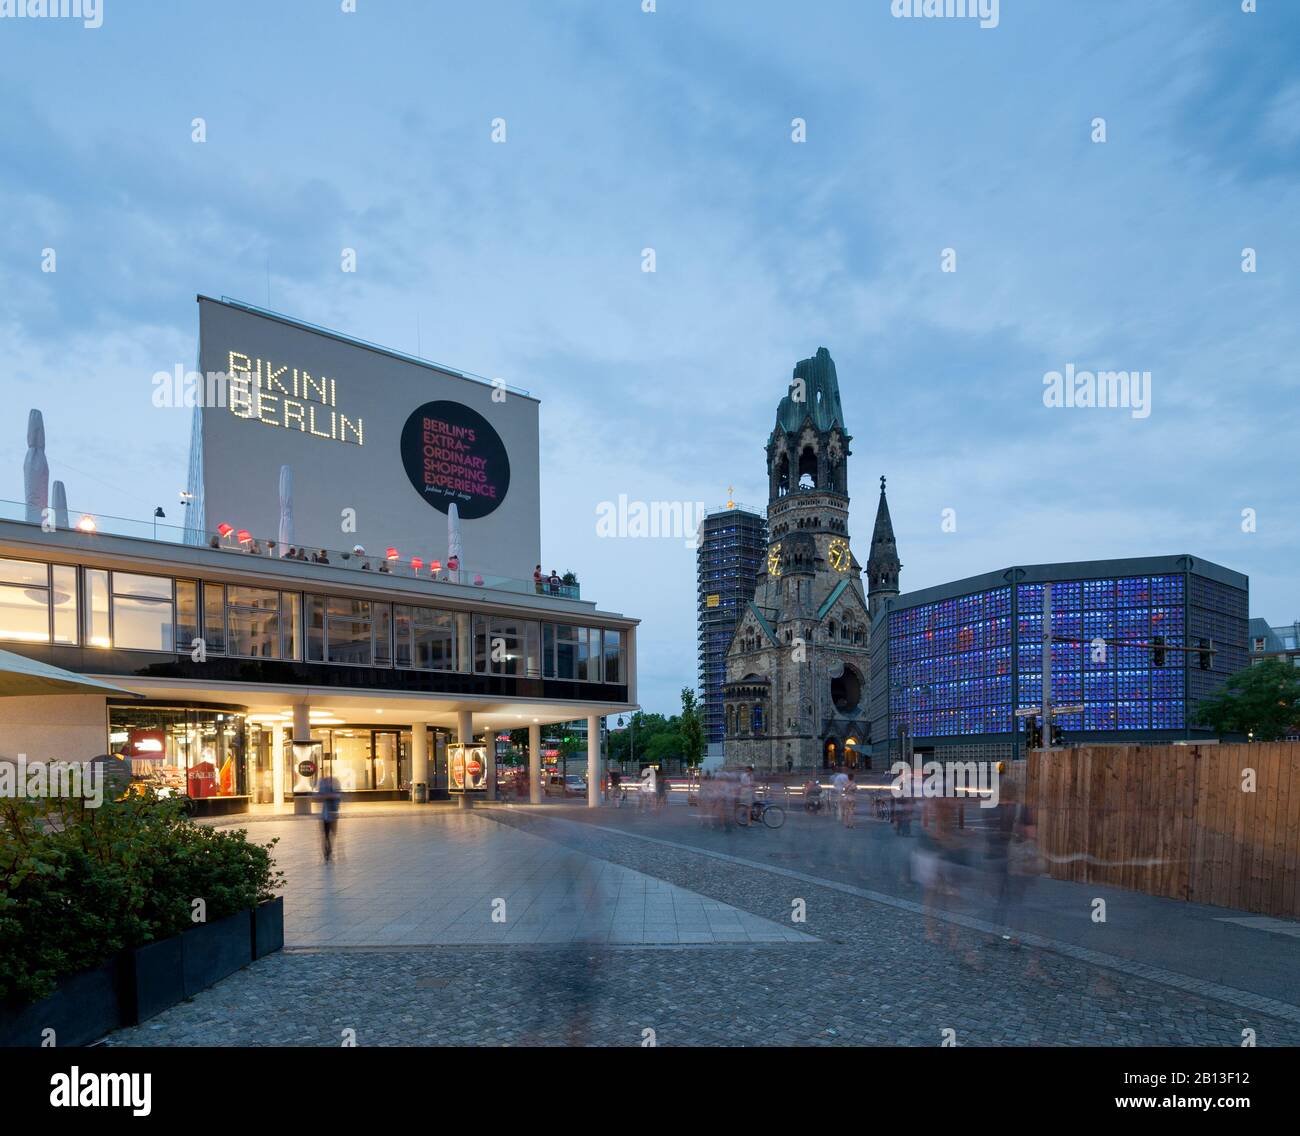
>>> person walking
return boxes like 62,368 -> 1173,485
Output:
317,772 -> 342,862
830,765 -> 848,818
841,770 -> 858,828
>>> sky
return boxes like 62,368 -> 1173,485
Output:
1,0 -> 1297,717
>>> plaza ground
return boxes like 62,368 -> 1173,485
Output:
105,798 -> 1300,1047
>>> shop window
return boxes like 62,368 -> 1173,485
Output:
108,704 -> 246,799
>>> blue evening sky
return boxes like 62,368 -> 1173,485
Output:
1,0 -> 1297,715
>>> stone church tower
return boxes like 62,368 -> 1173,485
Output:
722,348 -> 900,772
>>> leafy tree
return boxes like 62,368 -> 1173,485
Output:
608,711 -> 674,766
1196,658 -> 1300,741
678,687 -> 706,767
643,731 -> 678,767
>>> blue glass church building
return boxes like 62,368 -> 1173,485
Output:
868,555 -> 1248,763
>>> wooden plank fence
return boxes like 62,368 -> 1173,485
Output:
1018,743 -> 1300,918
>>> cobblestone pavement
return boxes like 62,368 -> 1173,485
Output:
106,807 -> 1300,1047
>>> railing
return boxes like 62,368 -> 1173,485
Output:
0,498 -> 581,600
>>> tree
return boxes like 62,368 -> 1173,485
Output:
678,687 -> 705,768
1196,658 -> 1300,741
608,712 -> 674,766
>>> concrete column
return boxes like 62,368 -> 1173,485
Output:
528,723 -> 542,805
587,714 -> 601,808
411,722 -> 428,801
271,726 -> 285,806
292,704 -> 311,743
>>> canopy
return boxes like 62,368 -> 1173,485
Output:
0,648 -> 142,698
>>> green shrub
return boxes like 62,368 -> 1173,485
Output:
0,793 -> 282,1007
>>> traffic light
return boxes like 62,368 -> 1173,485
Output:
1198,638 -> 1212,670
1152,635 -> 1166,667
1023,715 -> 1040,749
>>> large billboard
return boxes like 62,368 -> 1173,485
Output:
192,297 -> 540,581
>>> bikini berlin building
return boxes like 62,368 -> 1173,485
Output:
0,296 -> 638,814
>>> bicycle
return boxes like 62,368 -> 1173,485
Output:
736,799 -> 786,829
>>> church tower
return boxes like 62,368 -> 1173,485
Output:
866,476 -> 901,620
722,348 -> 896,772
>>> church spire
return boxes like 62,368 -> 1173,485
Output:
867,475 -> 901,619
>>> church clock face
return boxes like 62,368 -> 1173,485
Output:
828,538 -> 851,573
767,542 -> 782,577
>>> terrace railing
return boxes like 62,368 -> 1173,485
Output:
0,498 -> 580,601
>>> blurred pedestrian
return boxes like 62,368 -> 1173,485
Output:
841,770 -> 858,828
317,772 -> 342,862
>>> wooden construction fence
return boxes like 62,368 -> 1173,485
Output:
1008,743 -> 1300,919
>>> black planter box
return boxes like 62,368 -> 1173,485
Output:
252,896 -> 284,959
2,900 -> 283,1045
181,910 -> 253,998
0,959 -> 122,1048
120,934 -> 185,1027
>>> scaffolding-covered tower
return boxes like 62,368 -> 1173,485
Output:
697,502 -> 767,746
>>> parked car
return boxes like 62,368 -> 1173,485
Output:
545,774 -> 587,797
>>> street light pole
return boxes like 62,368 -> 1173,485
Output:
1042,583 -> 1053,748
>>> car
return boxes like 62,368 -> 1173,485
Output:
544,773 -> 587,797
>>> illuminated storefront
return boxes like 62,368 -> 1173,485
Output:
108,704 -> 246,801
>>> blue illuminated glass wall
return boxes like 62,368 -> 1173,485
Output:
888,573 -> 1193,739
1014,575 -> 1186,733
888,585 -> 1014,737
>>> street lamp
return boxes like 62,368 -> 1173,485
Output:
152,506 -> 165,539
618,713 -> 636,772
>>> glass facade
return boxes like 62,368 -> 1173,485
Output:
884,570 -> 1246,742
696,508 -> 768,744
889,585 -> 1013,737
0,553 -> 628,686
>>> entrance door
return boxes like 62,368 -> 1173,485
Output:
372,730 -> 401,790
250,728 -> 275,804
